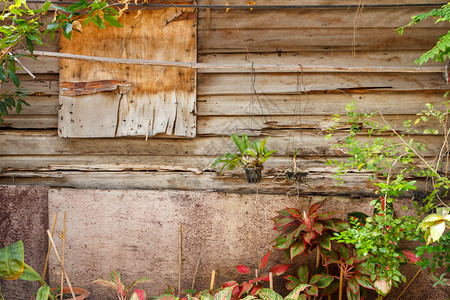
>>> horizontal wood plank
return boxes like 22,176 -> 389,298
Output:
198,0 -> 447,6
0,130 -> 444,157
197,91 -> 448,116
0,75 -> 59,96
198,8 -> 446,29
197,115 -> 441,136
0,170 -> 380,195
198,28 -> 449,53
1,115 -> 57,129
15,56 -> 59,75
198,73 -> 448,94
198,51 -> 440,73
6,96 -> 59,116
0,169 -> 432,196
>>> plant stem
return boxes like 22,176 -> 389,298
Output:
338,264 -> 344,300
395,268 -> 422,300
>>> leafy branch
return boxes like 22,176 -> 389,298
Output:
398,2 -> 450,65
0,0 -> 125,124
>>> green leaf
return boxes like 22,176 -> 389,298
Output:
0,241 -> 24,280
46,22 -> 58,30
52,4 -> 72,13
18,265 -> 42,281
63,22 -> 73,35
214,287 -> 233,300
126,276 -> 152,291
296,265 -> 309,284
315,275 -> 334,288
42,1 -> 51,11
0,67 -> 7,82
7,69 -> 20,87
258,288 -> 283,300
355,275 -> 373,290
231,134 -> 246,155
92,15 -> 106,29
290,240 -> 306,260
286,284 -> 311,299
35,286 -> 50,300
104,13 -> 124,28
305,285 -> 318,296
26,36 -> 34,54
318,232 -> 332,251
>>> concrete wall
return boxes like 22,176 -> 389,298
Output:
0,186 -> 447,299
0,185 -> 48,299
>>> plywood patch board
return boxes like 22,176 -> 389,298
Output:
59,8 -> 197,138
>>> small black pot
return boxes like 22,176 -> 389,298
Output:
285,171 -> 308,183
244,167 -> 262,183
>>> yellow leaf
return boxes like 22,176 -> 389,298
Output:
248,1 -> 256,10
72,20 -> 82,32
225,1 -> 230,13
134,9 -> 142,19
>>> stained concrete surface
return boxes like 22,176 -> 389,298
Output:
0,185 -> 49,300
1,186 -> 447,299
47,189 -> 448,299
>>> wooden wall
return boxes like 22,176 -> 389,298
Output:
1,0 -> 450,195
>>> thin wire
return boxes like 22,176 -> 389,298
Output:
24,0 -> 447,9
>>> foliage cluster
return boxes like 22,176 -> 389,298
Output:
0,0 -> 124,123
212,134 -> 276,173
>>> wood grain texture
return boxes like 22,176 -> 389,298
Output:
0,130 -> 444,157
198,0 -> 446,5
198,7 -> 447,29
198,51 -> 440,73
198,28 -> 449,53
59,8 -> 197,138
197,91 -> 448,116
198,73 -> 448,94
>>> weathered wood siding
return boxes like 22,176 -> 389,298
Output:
1,1 -> 449,195
59,8 -> 197,138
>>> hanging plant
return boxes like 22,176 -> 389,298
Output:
212,134 -> 276,183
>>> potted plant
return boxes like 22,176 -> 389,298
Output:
31,287 -> 89,300
91,270 -> 151,300
284,149 -> 308,184
212,134 -> 276,183
0,240 -> 90,300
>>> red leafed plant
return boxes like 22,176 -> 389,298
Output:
321,244 -> 375,300
270,199 -> 349,260
285,264 -> 337,299
91,271 -> 152,300
220,263 -> 291,300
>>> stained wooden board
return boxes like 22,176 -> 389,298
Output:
0,130 -> 444,157
1,155 -> 433,175
197,91 -> 448,116
15,57 -> 59,75
60,8 -> 197,138
1,113 -> 438,133
198,8 -> 447,29
1,115 -> 57,129
198,28 -> 449,53
0,75 -> 59,96
0,170 -> 379,195
198,51 -> 440,73
0,169 -> 433,196
198,0 -> 446,5
198,73 -> 448,95
197,115 -> 442,136
6,96 -> 59,115
0,155 -> 340,172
